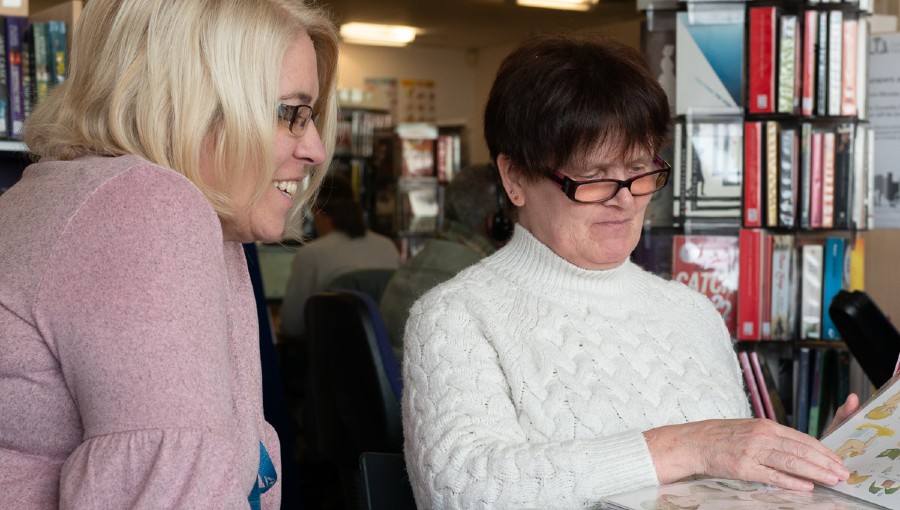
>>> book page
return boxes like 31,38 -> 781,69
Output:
601,478 -> 883,509
821,371 -> 900,508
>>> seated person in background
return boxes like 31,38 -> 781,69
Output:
279,174 -> 399,340
380,163 -> 513,358
401,33 -> 858,510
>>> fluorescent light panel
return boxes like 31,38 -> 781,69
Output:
516,0 -> 598,11
340,22 -> 417,47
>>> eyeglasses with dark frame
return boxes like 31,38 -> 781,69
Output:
546,155 -> 672,204
276,103 -> 318,135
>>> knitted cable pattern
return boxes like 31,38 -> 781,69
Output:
402,225 -> 751,509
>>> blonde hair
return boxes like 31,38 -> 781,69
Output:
23,0 -> 339,222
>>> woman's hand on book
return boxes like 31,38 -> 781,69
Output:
822,393 -> 860,438
645,419 -> 850,491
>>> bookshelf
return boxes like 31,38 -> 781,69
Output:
638,0 -> 874,436
0,1 -> 77,196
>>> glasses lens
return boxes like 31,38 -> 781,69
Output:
293,106 -> 313,133
573,181 -> 618,203
631,171 -> 668,196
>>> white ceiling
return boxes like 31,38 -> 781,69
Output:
320,0 -> 642,49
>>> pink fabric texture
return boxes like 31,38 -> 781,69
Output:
0,155 -> 280,509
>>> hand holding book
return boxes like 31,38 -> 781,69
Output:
644,418 -> 850,492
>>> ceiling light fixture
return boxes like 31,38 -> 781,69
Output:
516,0 -> 598,11
340,22 -> 417,47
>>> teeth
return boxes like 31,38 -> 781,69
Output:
274,180 -> 298,198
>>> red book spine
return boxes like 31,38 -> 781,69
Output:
748,6 -> 777,114
738,228 -> 762,340
841,19 -> 858,117
744,122 -> 763,227
760,233 -> 773,340
802,10 -> 817,116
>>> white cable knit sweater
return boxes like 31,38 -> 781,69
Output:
401,225 -> 752,509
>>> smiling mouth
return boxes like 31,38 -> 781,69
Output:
274,180 -> 298,199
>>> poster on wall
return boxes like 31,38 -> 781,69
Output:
869,33 -> 900,227
364,77 -> 398,120
398,79 -> 436,123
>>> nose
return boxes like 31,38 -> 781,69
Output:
605,182 -> 635,205
293,126 -> 327,166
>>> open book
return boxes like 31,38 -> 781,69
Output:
601,369 -> 900,509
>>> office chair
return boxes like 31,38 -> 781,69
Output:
359,452 -> 417,510
829,289 -> 900,388
326,268 -> 397,305
305,289 -> 403,508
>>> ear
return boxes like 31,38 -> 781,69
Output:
496,154 -> 525,207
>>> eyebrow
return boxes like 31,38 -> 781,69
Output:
281,92 -> 315,105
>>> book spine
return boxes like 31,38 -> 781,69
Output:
31,21 -> 47,103
816,11 -> 828,117
48,21 -> 67,86
0,19 -> 8,139
806,348 -> 825,437
765,121 -> 779,227
744,122 -> 763,227
856,18 -> 869,120
770,235 -> 794,340
821,131 -> 836,229
810,131 -> 824,228
739,351 -> 767,418
738,228 -> 762,340
821,237 -> 845,340
778,15 -> 798,114
673,122 -> 685,220
800,123 -> 812,229
778,127 -> 797,228
5,17 -> 25,139
760,232 -> 773,340
802,10 -> 817,116
827,10 -> 843,116
796,347 -> 812,433
750,351 -> 777,420
801,244 -> 824,340
833,124 -> 854,229
840,18 -> 858,117
749,7 -> 777,114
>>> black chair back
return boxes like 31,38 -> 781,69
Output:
359,452 -> 417,510
305,290 -> 403,470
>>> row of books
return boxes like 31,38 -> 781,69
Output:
668,232 -> 864,342
670,2 -> 869,118
372,123 -> 464,183
748,6 -> 869,119
670,118 -> 874,230
334,106 -> 392,159
0,16 -> 68,140
739,344 -> 875,437
737,231 -> 864,342
744,120 -> 874,231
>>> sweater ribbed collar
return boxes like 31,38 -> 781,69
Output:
483,224 -> 640,302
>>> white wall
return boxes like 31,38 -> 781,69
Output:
337,15 -> 643,167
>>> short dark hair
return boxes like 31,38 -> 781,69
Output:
483,33 -> 671,180
315,174 -> 366,238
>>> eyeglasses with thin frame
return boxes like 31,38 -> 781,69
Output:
546,155 -> 672,204
276,103 -> 317,135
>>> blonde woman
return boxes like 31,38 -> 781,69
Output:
0,0 -> 338,508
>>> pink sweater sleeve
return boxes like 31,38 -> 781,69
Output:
32,166 -> 268,508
